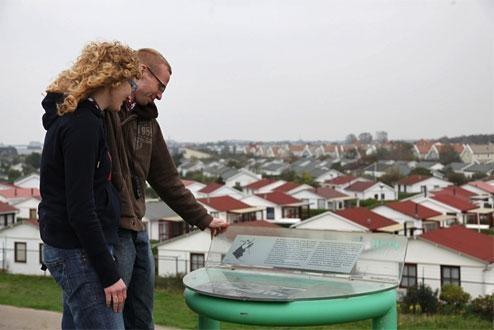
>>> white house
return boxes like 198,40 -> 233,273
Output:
242,191 -> 310,224
289,144 -> 311,158
156,230 -> 210,277
274,182 -> 314,195
10,197 -> 40,220
293,207 -> 396,232
195,183 -> 246,200
14,174 -> 40,189
290,189 -> 329,210
181,179 -> 206,195
0,201 -> 18,230
402,226 -> 493,298
411,194 -> 477,226
177,160 -> 205,177
372,201 -> 442,235
143,200 -> 193,241
312,169 -> 342,184
396,175 -> 453,194
313,187 -> 354,210
461,144 -> 494,164
260,161 -> 289,176
0,181 -> 15,190
197,196 -> 263,224
462,181 -> 494,208
342,181 -> 396,201
182,148 -> 211,160
242,178 -> 287,195
0,187 -> 41,205
156,221 -> 278,277
0,220 -> 47,276
222,168 -> 261,188
323,175 -> 367,190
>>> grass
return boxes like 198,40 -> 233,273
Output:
0,272 -> 492,329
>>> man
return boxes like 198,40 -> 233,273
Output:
105,48 -> 228,329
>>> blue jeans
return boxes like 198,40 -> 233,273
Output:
114,229 -> 155,330
43,244 -> 124,330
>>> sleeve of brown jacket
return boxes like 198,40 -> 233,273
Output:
147,121 -> 213,230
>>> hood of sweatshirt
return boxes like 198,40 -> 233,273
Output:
41,92 -> 64,130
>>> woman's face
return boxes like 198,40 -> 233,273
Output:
107,80 -> 135,112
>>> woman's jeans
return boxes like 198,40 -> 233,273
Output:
43,244 -> 124,330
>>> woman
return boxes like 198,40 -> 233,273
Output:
38,41 -> 140,329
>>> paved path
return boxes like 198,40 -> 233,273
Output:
0,305 -> 179,330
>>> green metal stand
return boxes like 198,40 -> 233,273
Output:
185,288 -> 397,330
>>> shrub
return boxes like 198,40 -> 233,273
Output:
439,284 -> 470,314
400,284 -> 439,315
468,294 -> 494,322
417,284 -> 439,315
400,286 -> 419,314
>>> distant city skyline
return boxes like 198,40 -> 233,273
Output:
2,132 -> 493,147
1,0 -> 492,145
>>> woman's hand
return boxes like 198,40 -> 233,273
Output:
104,278 -> 127,313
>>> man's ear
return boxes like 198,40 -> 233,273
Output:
140,64 -> 147,75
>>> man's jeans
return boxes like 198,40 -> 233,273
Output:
43,244 -> 124,330
114,228 -> 155,330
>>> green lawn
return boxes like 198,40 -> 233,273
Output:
0,273 -> 491,329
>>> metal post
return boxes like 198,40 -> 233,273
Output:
198,315 -> 220,330
372,302 -> 397,330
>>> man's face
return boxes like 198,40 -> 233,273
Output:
134,63 -> 171,106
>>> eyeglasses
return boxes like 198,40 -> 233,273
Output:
145,66 -> 167,93
128,79 -> 138,93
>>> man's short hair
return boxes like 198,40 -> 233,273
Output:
137,48 -> 172,75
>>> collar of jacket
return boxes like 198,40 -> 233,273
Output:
133,101 -> 158,120
72,98 -> 105,119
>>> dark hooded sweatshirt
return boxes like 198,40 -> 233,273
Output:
38,93 -> 120,288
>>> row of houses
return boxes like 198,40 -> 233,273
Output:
413,141 -> 494,164
178,157 -> 494,192
185,140 -> 494,164
0,171 -> 492,301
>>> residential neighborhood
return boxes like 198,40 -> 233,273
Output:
0,134 -> 493,304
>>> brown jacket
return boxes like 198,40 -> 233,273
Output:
105,102 -> 212,232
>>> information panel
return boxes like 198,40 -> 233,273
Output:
223,235 -> 364,274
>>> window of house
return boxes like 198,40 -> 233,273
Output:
211,212 -> 219,218
29,208 -> 37,220
266,207 -> 275,220
39,243 -> 44,264
317,199 -> 325,209
441,265 -> 460,287
400,263 -> 417,288
190,253 -> 205,272
374,194 -> 378,199
158,222 -> 168,241
380,193 -> 385,200
14,242 -> 27,263
422,221 -> 438,232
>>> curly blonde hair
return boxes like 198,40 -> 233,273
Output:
47,41 -> 142,115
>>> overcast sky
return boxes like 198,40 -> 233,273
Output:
0,0 -> 492,144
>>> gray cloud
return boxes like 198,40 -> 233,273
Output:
0,0 -> 492,144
